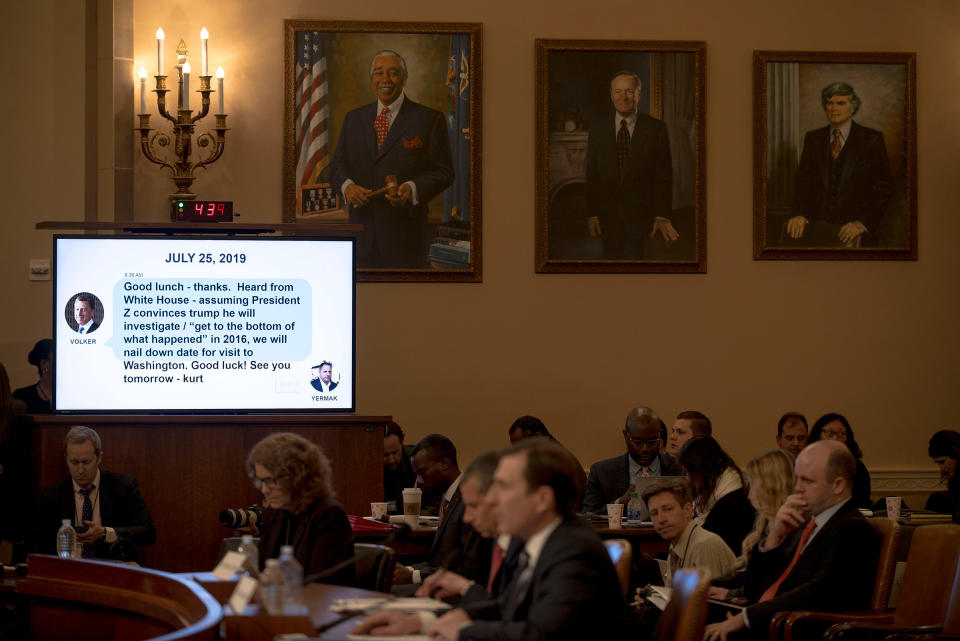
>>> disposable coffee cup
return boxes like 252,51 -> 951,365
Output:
885,496 -> 902,520
401,488 -> 422,528
606,503 -> 624,529
370,502 -> 388,520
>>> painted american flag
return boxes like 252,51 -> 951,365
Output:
296,31 -> 329,185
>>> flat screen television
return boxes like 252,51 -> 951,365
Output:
53,235 -> 355,413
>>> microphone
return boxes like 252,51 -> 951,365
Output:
303,522 -> 411,586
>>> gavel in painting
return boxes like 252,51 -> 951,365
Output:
366,174 -> 399,199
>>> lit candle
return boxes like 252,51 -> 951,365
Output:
200,28 -> 209,76
216,66 -> 225,113
156,28 -> 164,75
182,61 -> 191,110
138,67 -> 147,114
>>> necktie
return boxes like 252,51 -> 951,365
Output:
668,549 -> 682,578
641,466 -> 651,478
79,326 -> 84,334
759,519 -> 817,602
79,487 -> 96,559
617,119 -> 630,175
831,128 -> 843,159
504,550 -> 531,618
438,497 -> 450,523
487,543 -> 505,593
374,106 -> 391,151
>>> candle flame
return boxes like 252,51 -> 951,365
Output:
156,27 -> 164,39
216,66 -> 225,79
200,27 -> 209,40
183,61 -> 192,74
138,67 -> 147,79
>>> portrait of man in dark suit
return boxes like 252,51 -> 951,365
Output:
785,82 -> 893,248
70,292 -> 102,335
310,360 -> 338,393
330,49 -> 455,269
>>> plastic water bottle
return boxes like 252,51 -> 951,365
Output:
258,559 -> 285,614
57,519 -> 78,558
237,534 -> 259,577
627,492 -> 643,522
277,545 -> 304,612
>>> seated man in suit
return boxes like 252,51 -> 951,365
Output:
32,425 -> 156,562
703,440 -> 880,641
383,421 -> 416,513
355,439 -> 631,640
392,434 -> 489,590
583,406 -> 683,514
667,409 -> 712,456
416,450 -> 520,603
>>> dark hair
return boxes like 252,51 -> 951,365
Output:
0,362 -> 14,432
640,477 -> 692,507
509,439 -> 583,519
385,421 -> 405,442
677,410 -> 712,437
677,436 -> 743,512
75,293 -> 96,307
777,412 -> 808,437
462,450 -> 502,493
411,434 -> 458,468
820,81 -> 861,116
929,430 -> 960,459
810,413 -> 863,459
27,339 -> 54,375
658,419 -> 667,445
508,415 -> 553,440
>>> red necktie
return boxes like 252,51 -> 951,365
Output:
831,128 -> 843,159
759,519 -> 817,602
487,544 -> 505,592
438,497 -> 450,523
374,106 -> 390,151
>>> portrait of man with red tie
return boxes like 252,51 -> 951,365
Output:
330,49 -> 455,269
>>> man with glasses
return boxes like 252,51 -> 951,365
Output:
582,406 -> 683,515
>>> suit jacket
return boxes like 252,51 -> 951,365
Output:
330,97 -> 454,268
460,519 -> 631,641
743,500 -> 880,636
793,120 -> 893,241
77,321 -> 99,334
416,484 -> 491,583
32,470 -> 156,561
258,497 -> 355,586
582,452 -> 683,515
585,112 -> 672,252
310,379 -> 337,392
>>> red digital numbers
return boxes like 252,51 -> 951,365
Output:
181,201 -> 229,220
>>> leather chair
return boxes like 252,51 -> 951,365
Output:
818,524 -> 960,640
604,538 -> 633,599
657,568 -> 711,641
769,517 -> 901,641
352,543 -> 396,592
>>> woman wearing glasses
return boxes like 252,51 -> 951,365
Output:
808,413 -> 872,509
246,432 -> 354,584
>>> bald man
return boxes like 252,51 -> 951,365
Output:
703,440 -> 880,641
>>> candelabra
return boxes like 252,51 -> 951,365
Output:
137,32 -> 228,218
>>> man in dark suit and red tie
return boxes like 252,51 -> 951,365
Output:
330,49 -> 454,269
786,82 -> 894,248
585,71 -> 676,259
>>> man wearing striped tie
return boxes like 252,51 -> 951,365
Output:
703,440 -> 880,641
331,49 -> 454,269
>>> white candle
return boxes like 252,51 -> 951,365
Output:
216,66 -> 225,113
182,61 -> 191,110
138,67 -> 147,113
156,28 -> 164,75
200,28 -> 209,76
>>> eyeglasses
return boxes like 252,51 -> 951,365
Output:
252,475 -> 282,491
625,436 -> 662,449
821,429 -> 847,439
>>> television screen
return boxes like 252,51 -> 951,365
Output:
54,235 -> 355,413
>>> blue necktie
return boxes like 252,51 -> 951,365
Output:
79,487 -> 96,558
78,326 -> 85,334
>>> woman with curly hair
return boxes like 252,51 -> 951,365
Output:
710,448 -> 796,599
677,436 -> 756,555
246,432 -> 354,583
809,413 -> 871,509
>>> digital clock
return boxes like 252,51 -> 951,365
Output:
172,200 -> 234,222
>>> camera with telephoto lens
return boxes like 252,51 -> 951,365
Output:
218,504 -> 263,529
